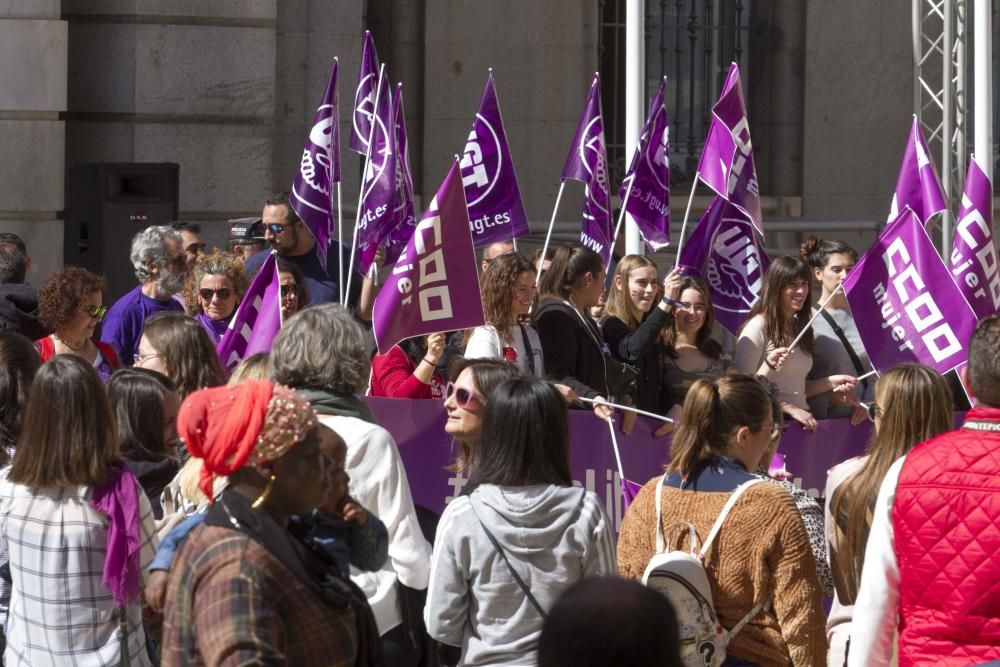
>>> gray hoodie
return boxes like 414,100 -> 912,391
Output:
424,483 -> 616,667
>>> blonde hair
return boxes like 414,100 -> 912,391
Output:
603,255 -> 658,331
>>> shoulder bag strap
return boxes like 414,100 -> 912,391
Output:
517,323 -> 537,377
697,478 -> 764,559
471,502 -> 547,619
563,300 -> 610,394
654,475 -> 666,552
818,309 -> 869,388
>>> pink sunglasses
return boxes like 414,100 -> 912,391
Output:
444,381 -> 485,408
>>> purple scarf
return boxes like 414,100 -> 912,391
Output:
196,311 -> 232,346
89,464 -> 143,607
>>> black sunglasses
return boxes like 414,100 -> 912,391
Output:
280,284 -> 299,298
199,288 -> 233,301
266,222 -> 294,234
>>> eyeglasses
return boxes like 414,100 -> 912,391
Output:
266,222 -> 294,234
280,284 -> 299,298
199,288 -> 233,301
83,305 -> 108,321
445,382 -> 485,409
134,351 -> 163,365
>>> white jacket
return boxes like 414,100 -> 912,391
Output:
318,414 -> 433,635
464,324 -> 544,378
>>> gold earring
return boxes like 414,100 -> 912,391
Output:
251,474 -> 276,509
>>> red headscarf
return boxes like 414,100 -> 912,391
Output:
177,380 -> 315,501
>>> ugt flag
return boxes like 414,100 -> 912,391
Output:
950,156 -> 1000,319
887,117 -> 947,224
562,73 -> 613,265
217,253 -> 282,372
355,68 -> 397,276
843,207 -> 978,375
373,161 -> 485,354
349,31 -> 380,155
696,63 -> 762,234
677,197 -> 769,334
290,58 -> 340,272
384,82 -> 417,266
461,70 -> 531,248
620,77 -> 670,251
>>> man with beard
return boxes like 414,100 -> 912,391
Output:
101,225 -> 189,365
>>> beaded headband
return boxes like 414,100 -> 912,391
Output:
247,385 -> 316,465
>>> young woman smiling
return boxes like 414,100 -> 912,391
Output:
600,256 -> 681,412
735,256 -> 857,430
465,254 -> 544,378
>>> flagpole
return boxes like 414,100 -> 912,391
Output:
578,396 -> 675,422
336,181 -> 344,305
786,284 -> 844,353
611,177 -> 636,251
605,417 -> 627,487
535,181 -> 566,288
672,177 -> 699,269
345,63 -> 386,307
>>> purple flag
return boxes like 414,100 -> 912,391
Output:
461,71 -> 531,248
349,31 -> 380,155
216,253 -> 282,372
843,207 -> 978,375
373,162 -> 485,354
354,69 -> 397,275
562,74 -> 613,265
384,82 -> 417,266
888,117 -> 948,224
290,58 -> 340,272
950,157 -> 1000,319
619,78 -> 670,250
696,63 -> 762,233
621,478 -> 644,511
677,197 -> 770,334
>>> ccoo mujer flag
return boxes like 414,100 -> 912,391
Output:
696,63 -> 762,234
461,71 -> 531,248
290,58 -> 340,271
887,117 -> 947,224
620,77 -> 671,251
843,207 -> 978,375
950,156 -> 1000,319
349,31 -> 380,155
373,161 -> 485,354
562,74 -> 614,265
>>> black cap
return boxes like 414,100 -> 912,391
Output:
228,217 -> 265,241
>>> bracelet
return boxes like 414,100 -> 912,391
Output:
764,357 -> 778,371
419,357 -> 436,368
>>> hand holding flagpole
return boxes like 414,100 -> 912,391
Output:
578,396 -> 676,423
787,284 -> 843,353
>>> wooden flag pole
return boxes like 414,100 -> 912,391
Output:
672,178 -> 699,269
344,63 -> 386,307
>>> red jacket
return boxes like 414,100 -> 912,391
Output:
369,345 -> 445,399
892,406 -> 1000,666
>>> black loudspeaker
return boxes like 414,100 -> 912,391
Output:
65,163 -> 180,302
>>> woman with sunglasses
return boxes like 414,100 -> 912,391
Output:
34,266 -> 121,381
186,251 -> 249,345
465,253 -> 544,378
824,364 -> 952,666
617,374 -> 827,666
277,257 -> 310,319
444,358 -> 522,472
426,376 -> 616,666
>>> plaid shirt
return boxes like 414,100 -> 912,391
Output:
161,524 -> 358,665
0,478 -> 158,666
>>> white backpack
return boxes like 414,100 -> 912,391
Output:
642,476 -> 770,667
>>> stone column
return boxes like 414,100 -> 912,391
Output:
0,0 -> 67,284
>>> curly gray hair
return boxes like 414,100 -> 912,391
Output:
271,304 -> 370,395
130,225 -> 182,283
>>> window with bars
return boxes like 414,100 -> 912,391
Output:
599,0 -> 752,190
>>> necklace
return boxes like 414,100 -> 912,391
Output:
53,333 -> 88,351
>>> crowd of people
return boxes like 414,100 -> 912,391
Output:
0,192 -> 999,667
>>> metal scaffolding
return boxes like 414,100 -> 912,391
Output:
913,0 -> 967,258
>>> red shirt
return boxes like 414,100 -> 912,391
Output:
369,346 -> 445,399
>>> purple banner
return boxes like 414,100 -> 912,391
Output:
843,207 -> 979,375
950,157 -> 1000,319
384,82 -> 417,267
290,58 -> 340,272
366,397 -> 872,532
620,78 -> 671,251
349,31 -> 380,155
696,63 -> 762,234
372,162 -> 485,354
216,253 -> 281,371
677,197 -> 769,334
462,71 -> 532,248
355,69 -> 397,276
562,74 -> 613,265
888,117 -> 948,224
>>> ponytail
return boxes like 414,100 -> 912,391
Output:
538,244 -> 604,301
666,374 -> 772,478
